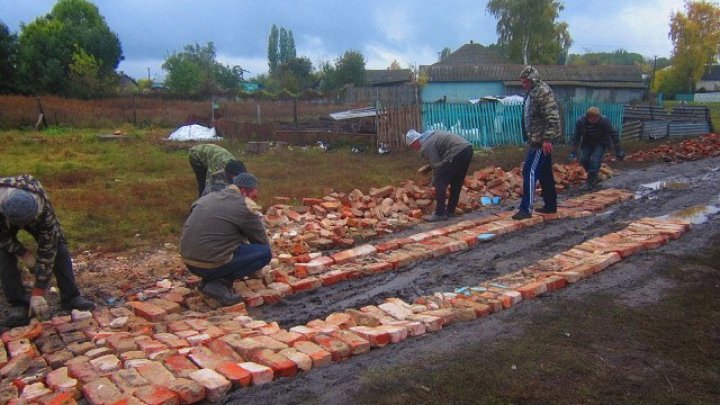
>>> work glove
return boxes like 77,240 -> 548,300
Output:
29,289 -> 50,321
542,141 -> 553,155
21,250 -> 36,268
615,148 -> 626,161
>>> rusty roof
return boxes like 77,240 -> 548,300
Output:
365,69 -> 413,85
434,42 -> 508,66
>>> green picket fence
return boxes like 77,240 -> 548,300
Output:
421,101 -> 624,147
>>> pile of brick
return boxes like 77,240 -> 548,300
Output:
265,162 -> 614,258
0,199 -> 691,404
626,133 -> 720,162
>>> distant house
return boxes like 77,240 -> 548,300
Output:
117,72 -> 138,94
696,64 -> 720,92
420,42 -> 645,103
240,82 -> 262,93
364,69 -> 413,87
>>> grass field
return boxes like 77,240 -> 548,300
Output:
1,127 -> 520,252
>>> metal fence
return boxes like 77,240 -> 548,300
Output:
420,101 -> 625,148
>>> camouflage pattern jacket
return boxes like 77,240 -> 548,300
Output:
521,80 -> 561,148
0,175 -> 65,290
189,144 -> 236,196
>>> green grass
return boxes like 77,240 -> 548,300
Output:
350,238 -> 720,405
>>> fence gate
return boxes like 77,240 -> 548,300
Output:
377,105 -> 422,150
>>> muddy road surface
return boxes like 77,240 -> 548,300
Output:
226,157 -> 720,404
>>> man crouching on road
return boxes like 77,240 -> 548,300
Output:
1,175 -> 95,327
180,173 -> 271,306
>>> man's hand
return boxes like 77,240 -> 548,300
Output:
542,141 -> 553,155
22,250 -> 36,269
28,289 -> 49,321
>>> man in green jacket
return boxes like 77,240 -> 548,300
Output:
0,175 -> 95,327
406,129 -> 473,222
188,144 -> 247,197
180,173 -> 272,305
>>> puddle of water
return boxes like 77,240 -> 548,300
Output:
635,180 -> 667,199
659,204 -> 720,225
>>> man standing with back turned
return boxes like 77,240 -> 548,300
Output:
513,65 -> 561,220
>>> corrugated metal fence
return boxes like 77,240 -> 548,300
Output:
420,101 -> 624,147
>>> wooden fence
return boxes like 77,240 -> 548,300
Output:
377,105 -> 422,150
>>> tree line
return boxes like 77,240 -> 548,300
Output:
0,0 -> 718,100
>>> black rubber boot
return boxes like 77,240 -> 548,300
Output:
5,306 -> 29,327
61,296 -> 96,311
199,279 -> 243,306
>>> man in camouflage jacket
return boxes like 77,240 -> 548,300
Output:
513,66 -> 561,220
0,175 -> 94,327
188,144 -> 247,198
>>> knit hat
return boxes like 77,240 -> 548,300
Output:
2,190 -> 39,227
224,160 -> 247,177
406,129 -> 422,146
233,173 -> 258,189
519,65 -> 540,82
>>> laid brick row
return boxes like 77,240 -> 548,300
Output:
0,189 -> 679,405
229,188 -> 635,308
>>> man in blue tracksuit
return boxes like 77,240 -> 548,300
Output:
513,66 -> 561,220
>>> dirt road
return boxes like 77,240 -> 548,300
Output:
224,157 -> 720,404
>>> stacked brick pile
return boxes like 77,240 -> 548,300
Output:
0,191 -> 691,404
627,133 -> 720,162
265,162 -> 614,258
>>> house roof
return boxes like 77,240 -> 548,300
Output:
434,42 -> 508,65
700,64 -> 720,81
365,69 -> 413,85
421,64 -> 643,84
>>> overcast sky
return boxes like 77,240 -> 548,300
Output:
0,0 -> 686,81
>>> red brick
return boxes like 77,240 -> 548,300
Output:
325,312 -> 356,329
218,302 -> 247,315
405,314 -> 443,332
188,347 -> 225,370
133,385 -> 178,405
291,341 -> 332,367
268,331 -> 304,346
344,309 -> 381,327
136,362 -> 175,386
237,362 -> 273,385
214,361 -> 251,388
67,360 -> 100,383
188,369 -> 230,402
514,281 -> 548,299
363,262 -> 393,274
45,367 -> 78,395
311,334 -> 351,361
203,340 -> 242,362
2,323 -> 43,344
248,349 -> 297,378
110,368 -> 148,395
347,326 -> 391,347
288,277 -> 322,293
329,330 -> 370,355
163,378 -> 206,405
163,355 -> 199,379
541,275 -> 568,292
319,270 -> 348,286
82,378 -> 124,405
127,302 -> 166,322
277,348 -> 312,372
37,392 -> 76,405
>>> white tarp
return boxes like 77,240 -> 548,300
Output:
167,124 -> 222,141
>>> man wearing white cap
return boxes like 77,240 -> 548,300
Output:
0,175 -> 95,327
406,129 -> 473,222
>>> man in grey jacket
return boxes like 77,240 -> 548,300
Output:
180,173 -> 271,305
406,129 -> 473,222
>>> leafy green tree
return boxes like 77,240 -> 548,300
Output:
668,0 -> 720,92
486,0 -> 571,64
279,28 -> 290,64
67,45 -> 116,99
162,42 -> 244,97
568,50 -> 646,66
439,47 -> 452,61
652,66 -> 687,98
17,0 -> 122,95
268,24 -> 279,76
0,22 -> 18,93
333,50 -> 365,88
277,56 -> 313,92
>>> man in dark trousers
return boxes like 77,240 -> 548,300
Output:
570,106 -> 625,190
406,129 -> 473,222
0,175 -> 95,327
188,143 -> 247,197
513,65 -> 561,220
180,173 -> 272,306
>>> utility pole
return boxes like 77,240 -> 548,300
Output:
650,55 -> 658,103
